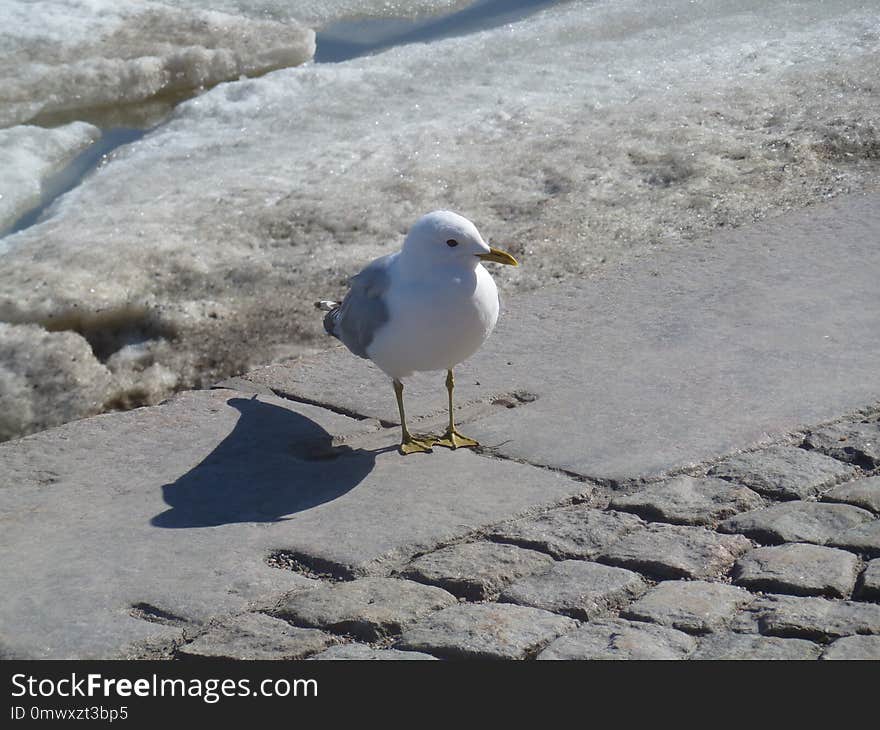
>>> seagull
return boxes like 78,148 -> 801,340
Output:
317,210 -> 518,454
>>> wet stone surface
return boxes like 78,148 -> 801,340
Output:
499,560 -> 647,620
731,543 -> 861,598
620,580 -> 753,635
596,523 -> 752,580
609,475 -> 764,526
274,578 -> 457,641
708,445 -> 858,500
488,506 -> 645,560
396,603 -> 577,660
398,541 -> 554,600
537,618 -> 695,660
718,501 -> 874,545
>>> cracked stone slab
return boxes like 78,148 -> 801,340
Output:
610,475 -> 764,526
620,580 -> 753,635
176,613 -> 332,661
0,389 -> 363,659
243,194 -> 880,480
0,387 -> 589,659
396,603 -> 576,660
488,506 -> 645,560
804,419 -> 880,469
858,559 -> 880,600
211,376 -> 277,397
307,644 -> 438,661
691,633 -> 820,660
537,618 -> 695,660
499,560 -> 647,620
821,635 -> 880,660
270,452 -> 590,578
822,476 -> 880,514
828,520 -> 880,558
742,595 -> 880,641
732,543 -> 860,598
718,502 -> 875,545
596,524 -> 752,580
398,541 -> 554,600
708,446 -> 858,500
274,578 -> 457,641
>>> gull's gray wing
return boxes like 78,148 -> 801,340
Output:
323,252 -> 396,359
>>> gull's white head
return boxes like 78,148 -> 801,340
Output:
400,210 -> 518,270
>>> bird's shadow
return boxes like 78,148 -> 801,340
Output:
151,396 -> 386,529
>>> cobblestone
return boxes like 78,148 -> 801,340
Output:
732,543 -> 860,598
820,635 -> 880,660
828,519 -> 880,558
500,560 -> 647,620
822,476 -> 880,514
740,594 -> 880,641
708,445 -> 858,500
804,419 -> 880,468
858,559 -> 880,600
274,578 -> 457,641
307,644 -> 438,660
620,580 -> 753,634
488,506 -> 644,560
609,476 -> 764,526
596,523 -> 752,580
176,613 -> 333,660
718,501 -> 874,545
398,541 -> 553,600
396,603 -> 576,660
691,633 -> 821,660
537,618 -> 695,660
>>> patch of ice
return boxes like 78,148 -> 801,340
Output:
1,0 -> 879,440
165,0 -> 469,28
0,122 -> 101,237
0,0 -> 315,128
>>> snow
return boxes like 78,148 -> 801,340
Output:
0,322 -> 112,442
0,0 -> 460,128
0,0 -> 315,128
1,0 -> 879,440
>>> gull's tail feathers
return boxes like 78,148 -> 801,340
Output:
315,300 -> 342,338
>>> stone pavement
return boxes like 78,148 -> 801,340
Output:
1,193 -> 879,659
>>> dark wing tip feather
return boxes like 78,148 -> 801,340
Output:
323,306 -> 341,338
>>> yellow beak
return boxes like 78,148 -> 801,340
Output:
477,247 -> 519,266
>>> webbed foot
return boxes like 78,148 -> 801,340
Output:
399,435 -> 434,455
431,429 -> 479,450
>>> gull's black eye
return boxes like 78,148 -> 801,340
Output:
446,239 -> 459,247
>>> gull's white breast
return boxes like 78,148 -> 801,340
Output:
366,262 -> 499,380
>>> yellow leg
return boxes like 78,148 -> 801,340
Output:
432,369 -> 479,450
393,379 -> 433,455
